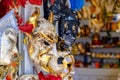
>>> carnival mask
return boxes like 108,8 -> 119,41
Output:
0,9 -> 21,79
59,19 -> 79,46
44,0 -> 80,47
23,8 -> 75,80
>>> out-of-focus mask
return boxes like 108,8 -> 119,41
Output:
0,10 -> 21,79
61,20 -> 79,46
46,0 -> 80,47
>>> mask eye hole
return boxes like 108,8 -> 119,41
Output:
67,64 -> 72,68
44,41 -> 50,46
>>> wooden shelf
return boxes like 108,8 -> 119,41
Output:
92,57 -> 120,59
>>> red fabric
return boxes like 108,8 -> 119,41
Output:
38,71 -> 46,80
0,0 -> 15,18
16,0 -> 27,7
38,71 -> 62,80
19,24 -> 33,33
45,75 -> 62,80
29,0 -> 42,5
16,15 -> 23,26
0,0 -> 48,18
15,12 -> 23,26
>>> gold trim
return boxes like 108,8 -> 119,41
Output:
48,11 -> 54,23
38,32 -> 56,43
38,47 -> 52,58
27,7 -> 40,30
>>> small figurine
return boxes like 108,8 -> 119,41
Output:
92,33 -> 102,45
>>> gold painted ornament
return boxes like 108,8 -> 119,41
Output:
27,7 -> 40,30
48,11 -> 54,23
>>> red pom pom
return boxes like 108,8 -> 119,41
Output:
19,24 -> 33,33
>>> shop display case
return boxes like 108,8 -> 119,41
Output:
73,22 -> 120,80
72,0 -> 120,80
74,32 -> 120,69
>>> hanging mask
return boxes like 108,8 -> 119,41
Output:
58,11 -> 80,46
0,9 -> 21,79
49,0 -> 80,46
0,9 -> 18,65
24,8 -> 75,79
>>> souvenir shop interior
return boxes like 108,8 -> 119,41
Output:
0,0 -> 120,80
